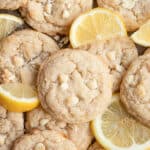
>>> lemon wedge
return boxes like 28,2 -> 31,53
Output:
131,20 -> 150,47
70,8 -> 127,48
0,83 -> 39,112
0,14 -> 24,40
91,93 -> 150,150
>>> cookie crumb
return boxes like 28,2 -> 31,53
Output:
40,119 -> 49,126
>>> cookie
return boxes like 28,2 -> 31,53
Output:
38,49 -> 112,123
144,48 -> 150,55
26,106 -> 93,150
0,0 -> 26,10
0,29 -> 59,88
88,142 -> 104,150
81,36 -> 138,92
97,0 -> 150,31
20,0 -> 93,35
12,129 -> 77,150
120,54 -> 150,127
0,106 -> 24,150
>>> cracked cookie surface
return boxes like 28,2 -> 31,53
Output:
0,29 -> 59,88
12,129 -> 77,150
38,49 -> 112,123
97,0 -> 150,31
20,0 -> 93,35
0,106 -> 24,150
120,54 -> 150,127
0,0 -> 27,10
26,106 -> 93,150
81,36 -> 138,92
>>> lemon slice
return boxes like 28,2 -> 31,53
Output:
0,14 -> 24,40
131,20 -> 150,47
91,93 -> 150,150
70,8 -> 127,48
0,83 -> 39,112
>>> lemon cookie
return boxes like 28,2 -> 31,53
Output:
26,106 -> 93,150
0,106 -> 24,150
38,49 -> 112,123
12,129 -> 77,150
97,0 -> 150,31
0,0 -> 26,10
0,29 -> 59,87
81,36 -> 138,92
20,0 -> 93,35
120,54 -> 150,127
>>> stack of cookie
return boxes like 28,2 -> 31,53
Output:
0,0 -> 150,150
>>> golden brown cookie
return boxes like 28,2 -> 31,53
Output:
120,54 -> 150,127
26,106 -> 93,150
20,0 -> 93,35
38,49 -> 112,123
0,106 -> 24,150
97,0 -> 150,31
12,129 -> 77,150
81,36 -> 138,92
0,29 -> 59,88
0,0 -> 27,10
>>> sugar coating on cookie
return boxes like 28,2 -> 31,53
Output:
88,142 -> 104,150
0,0 -> 27,10
97,0 -> 150,31
12,130 -> 77,150
20,0 -> 93,35
0,106 -> 24,150
38,49 -> 112,123
120,54 -> 150,127
0,29 -> 59,87
81,36 -> 138,92
26,106 -> 93,150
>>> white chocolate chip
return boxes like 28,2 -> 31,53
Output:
115,65 -> 124,73
59,74 -> 68,83
67,96 -> 79,106
87,79 -> 98,89
60,82 -> 69,90
122,0 -> 138,9
62,10 -> 70,18
45,3 -> 52,14
40,119 -> 49,126
136,84 -> 146,97
106,51 -> 116,61
34,143 -> 45,150
12,56 -> 24,67
0,135 -> 6,146
127,75 -> 134,84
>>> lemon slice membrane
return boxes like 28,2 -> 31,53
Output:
0,83 -> 39,112
91,94 -> 150,150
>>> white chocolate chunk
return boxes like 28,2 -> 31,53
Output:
34,143 -> 45,150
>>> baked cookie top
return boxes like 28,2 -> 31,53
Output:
97,0 -> 150,31
88,142 -> 104,150
120,54 -> 150,127
81,36 -> 138,92
26,106 -> 93,150
0,106 -> 24,150
0,29 -> 59,87
0,0 -> 26,10
38,49 -> 112,123
20,0 -> 93,35
12,129 -> 77,150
